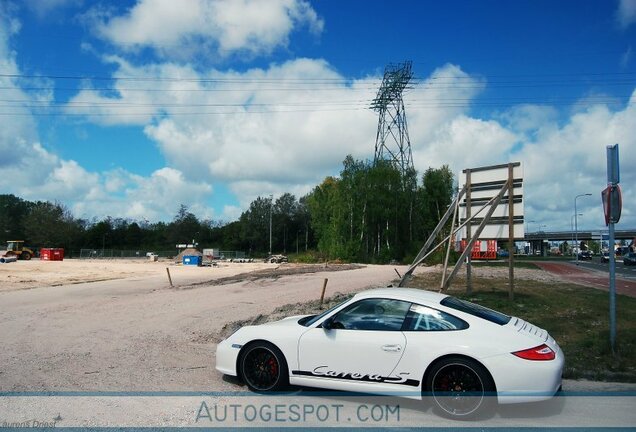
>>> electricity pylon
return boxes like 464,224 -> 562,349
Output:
371,61 -> 414,176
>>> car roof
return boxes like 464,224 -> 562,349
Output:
352,287 -> 449,305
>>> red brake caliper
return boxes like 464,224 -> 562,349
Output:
268,357 -> 278,376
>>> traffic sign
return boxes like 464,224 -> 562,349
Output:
607,144 -> 620,184
602,185 -> 622,225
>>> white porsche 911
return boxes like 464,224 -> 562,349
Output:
216,288 -> 564,418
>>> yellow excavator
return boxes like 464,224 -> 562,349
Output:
2,241 -> 34,260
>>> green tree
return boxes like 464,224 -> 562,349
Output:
24,201 -> 77,249
417,165 -> 455,239
0,194 -> 30,242
274,193 -> 298,253
240,196 -> 273,254
168,205 -> 201,246
307,176 -> 345,259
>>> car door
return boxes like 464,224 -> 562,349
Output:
296,298 -> 410,385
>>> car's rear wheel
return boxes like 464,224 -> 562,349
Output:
239,342 -> 288,392
425,357 -> 495,419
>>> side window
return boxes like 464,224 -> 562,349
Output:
328,298 -> 411,331
403,304 -> 468,331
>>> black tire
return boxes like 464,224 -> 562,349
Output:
239,341 -> 288,392
20,252 -> 31,261
425,357 -> 495,419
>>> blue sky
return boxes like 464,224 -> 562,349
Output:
0,0 -> 634,232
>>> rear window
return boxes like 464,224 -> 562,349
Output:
440,296 -> 511,325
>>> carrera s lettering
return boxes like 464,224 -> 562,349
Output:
292,366 -> 419,387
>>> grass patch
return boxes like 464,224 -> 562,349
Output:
410,272 -> 636,382
471,261 -> 541,270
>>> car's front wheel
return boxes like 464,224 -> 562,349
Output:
425,357 -> 495,419
239,341 -> 288,392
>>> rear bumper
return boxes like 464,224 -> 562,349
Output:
485,346 -> 564,404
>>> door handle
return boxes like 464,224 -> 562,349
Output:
381,344 -> 402,352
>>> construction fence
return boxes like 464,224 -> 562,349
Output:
78,249 -> 178,259
77,249 -> 247,260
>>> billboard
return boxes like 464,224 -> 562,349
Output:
458,162 -> 524,240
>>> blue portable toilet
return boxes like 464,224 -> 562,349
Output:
183,255 -> 202,266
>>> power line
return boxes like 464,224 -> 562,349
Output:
2,71 -> 635,82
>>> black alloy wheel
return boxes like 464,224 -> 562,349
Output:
426,357 -> 495,419
240,342 -> 288,392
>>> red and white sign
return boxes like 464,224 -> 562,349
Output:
601,185 -> 622,226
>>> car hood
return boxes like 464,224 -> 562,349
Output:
238,314 -> 309,332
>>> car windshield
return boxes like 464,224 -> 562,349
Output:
299,297 -> 351,327
440,296 -> 511,325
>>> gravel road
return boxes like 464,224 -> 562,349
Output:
0,261 -> 406,391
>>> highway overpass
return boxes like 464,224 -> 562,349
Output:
525,229 -> 636,242
523,229 -> 635,255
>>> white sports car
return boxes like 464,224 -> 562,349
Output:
216,288 -> 564,418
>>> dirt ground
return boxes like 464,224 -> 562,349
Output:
0,259 -> 409,391
1,259 -> 634,394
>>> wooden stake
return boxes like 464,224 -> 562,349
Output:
319,278 -> 329,307
166,267 -> 173,287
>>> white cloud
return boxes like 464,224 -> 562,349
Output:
72,167 -> 214,221
61,53 -> 636,230
408,64 -> 486,146
617,0 -> 636,28
4,2 -> 636,231
93,0 -> 324,59
621,46 -> 632,69
518,92 -> 636,230
68,57 -> 378,208
0,7 -> 217,222
26,0 -> 82,19
220,204 -> 242,221
36,160 -> 101,201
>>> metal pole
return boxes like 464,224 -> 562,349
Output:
269,195 -> 273,255
574,193 -> 592,264
606,144 -> 620,354
571,214 -> 582,256
608,211 -> 616,352
574,199 -> 578,263
507,163 -> 515,301
465,170 -> 472,295
570,215 -> 575,256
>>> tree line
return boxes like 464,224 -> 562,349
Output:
0,156 -> 454,262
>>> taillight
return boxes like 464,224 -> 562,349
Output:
512,344 -> 556,361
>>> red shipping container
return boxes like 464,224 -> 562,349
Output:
40,248 -> 64,261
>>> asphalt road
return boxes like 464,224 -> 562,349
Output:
573,257 -> 636,280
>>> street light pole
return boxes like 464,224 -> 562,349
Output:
571,214 -> 582,256
526,220 -> 535,254
269,195 -> 273,256
574,193 -> 592,264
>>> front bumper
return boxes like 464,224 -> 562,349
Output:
215,338 -> 241,377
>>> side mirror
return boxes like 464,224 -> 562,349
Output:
322,317 -> 344,330
322,317 -> 334,330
